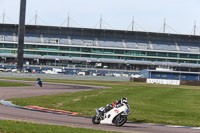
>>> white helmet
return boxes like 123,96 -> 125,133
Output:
121,97 -> 128,104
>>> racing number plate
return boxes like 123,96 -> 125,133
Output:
114,109 -> 119,113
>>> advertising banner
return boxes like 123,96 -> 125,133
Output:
147,78 -> 180,85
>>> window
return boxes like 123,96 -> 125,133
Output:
141,51 -> 146,56
134,51 -> 141,56
62,53 -> 69,56
189,54 -> 199,59
48,52 -> 59,56
25,45 -> 36,49
0,44 -> 3,48
188,60 -> 197,64
147,52 -> 157,56
115,50 -> 124,54
181,75 -> 186,78
70,47 -> 80,52
157,59 -> 166,62
82,48 -> 91,52
180,54 -> 188,58
104,49 -> 113,54
48,46 -> 59,51
0,49 -> 12,53
167,59 -> 178,63
137,43 -> 148,49
102,55 -> 114,59
24,51 -> 35,54
179,60 -> 187,63
155,74 -> 160,77
37,45 -> 47,50
157,52 -> 167,57
175,75 -> 179,79
91,55 -> 102,58
69,53 -> 80,57
82,40 -> 94,46
47,38 -> 59,44
60,47 -> 69,51
92,48 -> 103,53
146,58 -> 156,61
189,47 -> 199,53
4,44 -> 15,48
168,53 -> 178,57
0,35 -> 5,41
81,54 -> 91,57
124,51 -> 133,55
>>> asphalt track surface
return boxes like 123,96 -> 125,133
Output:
0,79 -> 199,133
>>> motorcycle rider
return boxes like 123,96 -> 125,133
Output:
100,97 -> 128,117
36,78 -> 42,87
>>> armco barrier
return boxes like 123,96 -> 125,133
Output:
180,80 -> 200,86
133,78 -> 147,82
0,72 -> 130,82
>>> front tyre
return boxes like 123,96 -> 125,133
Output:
92,116 -> 100,124
113,115 -> 127,127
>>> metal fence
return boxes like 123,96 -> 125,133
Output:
0,72 -> 130,82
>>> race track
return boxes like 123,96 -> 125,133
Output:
0,79 -> 199,133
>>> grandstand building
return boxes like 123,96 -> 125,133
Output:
0,24 -> 200,72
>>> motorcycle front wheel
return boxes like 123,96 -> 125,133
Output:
113,115 -> 127,127
92,116 -> 100,124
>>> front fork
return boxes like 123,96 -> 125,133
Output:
95,108 -> 100,116
96,108 -> 102,118
96,108 -> 105,120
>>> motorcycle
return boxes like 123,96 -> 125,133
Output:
37,79 -> 42,87
38,81 -> 42,87
92,103 -> 131,127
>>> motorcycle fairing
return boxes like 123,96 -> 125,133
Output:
100,104 -> 128,124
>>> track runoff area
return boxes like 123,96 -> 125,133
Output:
0,79 -> 200,133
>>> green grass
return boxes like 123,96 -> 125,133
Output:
4,77 -> 200,127
0,120 -> 119,133
0,81 -> 31,87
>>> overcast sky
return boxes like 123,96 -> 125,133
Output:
0,0 -> 200,35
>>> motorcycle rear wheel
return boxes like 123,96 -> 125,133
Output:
113,115 -> 127,127
39,83 -> 42,87
92,116 -> 100,124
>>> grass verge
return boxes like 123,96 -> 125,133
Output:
0,80 -> 31,87
3,77 -> 200,127
0,120 -> 119,133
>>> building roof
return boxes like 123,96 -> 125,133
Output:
148,69 -> 200,75
1,24 -> 200,43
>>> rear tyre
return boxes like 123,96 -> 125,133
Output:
92,116 -> 100,124
113,115 -> 127,127
39,83 -> 42,87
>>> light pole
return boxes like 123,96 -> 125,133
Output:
17,0 -> 26,71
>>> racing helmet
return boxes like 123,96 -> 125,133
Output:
121,97 -> 128,104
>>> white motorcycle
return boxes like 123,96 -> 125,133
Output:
92,103 -> 131,126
